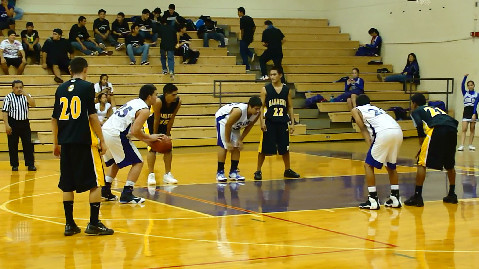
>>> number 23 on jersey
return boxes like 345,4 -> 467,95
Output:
59,96 -> 82,120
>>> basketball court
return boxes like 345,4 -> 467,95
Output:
0,139 -> 477,268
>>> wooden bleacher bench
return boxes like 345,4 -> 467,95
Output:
282,56 -> 380,65
282,64 -> 393,74
295,82 -> 403,92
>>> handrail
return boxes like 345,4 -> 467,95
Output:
404,77 -> 454,112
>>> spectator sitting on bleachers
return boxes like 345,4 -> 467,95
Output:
69,16 -> 110,56
94,74 -> 116,107
41,28 -> 72,83
94,9 -> 124,51
176,24 -> 199,64
21,22 -> 40,64
0,0 -> 13,36
111,12 -> 130,41
378,53 -> 420,83
8,0 -> 21,20
331,68 -> 364,111
158,18 -> 177,76
198,17 -> 226,48
162,4 -> 180,26
125,24 -> 150,65
150,7 -> 162,23
95,92 -> 113,126
0,29 -> 25,75
137,9 -> 158,46
355,28 -> 381,56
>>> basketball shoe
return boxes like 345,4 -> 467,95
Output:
217,170 -> 227,183
147,173 -> 156,185
85,221 -> 114,235
443,193 -> 458,204
384,195 -> 402,208
254,170 -> 262,180
163,172 -> 178,184
229,169 -> 245,182
64,223 -> 81,236
101,186 -> 117,201
359,196 -> 380,210
284,169 -> 300,178
120,186 -> 145,204
469,145 -> 476,151
404,194 -> 424,207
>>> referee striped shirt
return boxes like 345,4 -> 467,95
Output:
2,92 -> 30,120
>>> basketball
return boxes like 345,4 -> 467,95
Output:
149,136 -> 172,153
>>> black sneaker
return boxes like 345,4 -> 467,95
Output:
254,170 -> 262,180
12,166 -> 18,171
85,221 -> 114,235
443,193 -> 458,204
54,76 -> 64,83
101,187 -> 117,201
64,223 -> 81,236
28,166 -> 37,171
359,196 -> 380,210
404,194 -> 424,207
284,169 -> 300,178
120,188 -> 145,204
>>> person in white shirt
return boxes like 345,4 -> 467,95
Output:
0,30 -> 26,75
94,74 -> 116,107
351,94 -> 403,210
95,92 -> 112,125
101,84 -> 164,204
215,96 -> 262,183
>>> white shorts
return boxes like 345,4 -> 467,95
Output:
216,122 -> 241,149
103,132 -> 143,169
365,128 -> 403,169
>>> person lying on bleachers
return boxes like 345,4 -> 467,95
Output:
42,28 -> 72,83
355,28 -> 381,57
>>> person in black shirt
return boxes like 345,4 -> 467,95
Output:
2,80 -> 36,171
162,4 -> 180,26
69,16 -> 108,56
93,9 -> 122,51
42,28 -> 72,83
125,24 -> 149,65
137,9 -> 158,46
111,12 -> 130,40
254,66 -> 300,180
237,7 -> 255,70
158,18 -> 177,76
176,24 -> 199,64
405,93 -> 459,207
52,57 -> 113,236
259,20 -> 285,81
200,18 -> 226,48
20,21 -> 40,64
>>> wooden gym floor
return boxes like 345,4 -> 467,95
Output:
0,138 -> 477,268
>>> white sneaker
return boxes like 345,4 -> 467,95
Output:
229,169 -> 245,182
216,171 -> 227,183
147,173 -> 156,185
469,145 -> 476,151
163,172 -> 178,184
224,37 -> 229,46
260,75 -> 269,80
384,195 -> 402,208
457,145 -> 464,151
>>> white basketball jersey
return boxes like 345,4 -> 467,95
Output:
102,98 -> 148,136
464,91 -> 478,107
356,104 -> 401,137
215,103 -> 258,130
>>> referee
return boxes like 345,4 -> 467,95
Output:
2,80 -> 36,171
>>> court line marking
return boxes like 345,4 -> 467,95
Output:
2,194 -> 479,254
153,189 -> 398,248
0,173 -> 59,192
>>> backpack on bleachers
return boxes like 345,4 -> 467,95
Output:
428,101 -> 446,112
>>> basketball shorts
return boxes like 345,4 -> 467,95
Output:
58,144 -> 105,193
5,57 -> 22,68
103,132 -> 143,169
216,122 -> 241,149
145,117 -> 169,152
259,120 -> 289,155
365,128 -> 403,169
462,106 -> 478,122
418,125 -> 457,170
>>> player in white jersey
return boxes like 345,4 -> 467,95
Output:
351,95 -> 403,210
215,96 -> 262,183
101,84 -> 164,204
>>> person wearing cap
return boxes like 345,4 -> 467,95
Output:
21,21 -> 40,64
42,28 -> 73,83
0,29 -> 26,75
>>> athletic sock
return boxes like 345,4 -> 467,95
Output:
105,176 -> 114,183
63,201 -> 75,226
125,180 -> 135,187
89,202 -> 100,226
391,184 -> 399,197
415,185 -> 423,196
448,184 -> 455,195
217,162 -> 225,172
230,160 -> 239,172
368,186 -> 377,198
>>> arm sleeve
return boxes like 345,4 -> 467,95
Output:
461,76 -> 467,96
357,78 -> 364,90
344,81 -> 350,91
411,110 -> 426,137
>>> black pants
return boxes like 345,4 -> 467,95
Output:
259,49 -> 285,83
22,42 -> 41,64
7,117 -> 35,167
